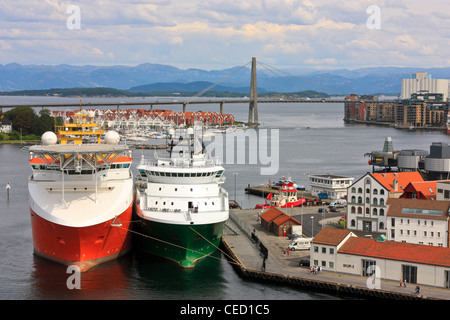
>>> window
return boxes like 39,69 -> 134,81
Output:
362,260 -> 376,277
329,248 -> 334,255
402,265 -> 417,284
314,246 -> 319,253
322,247 -> 326,254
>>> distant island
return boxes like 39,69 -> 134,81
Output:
0,83 -> 330,99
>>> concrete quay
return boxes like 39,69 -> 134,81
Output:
221,207 -> 450,300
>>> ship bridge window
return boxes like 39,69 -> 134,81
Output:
215,170 -> 223,178
139,169 -> 147,177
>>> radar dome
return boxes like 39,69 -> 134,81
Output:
41,131 -> 57,145
104,130 -> 120,144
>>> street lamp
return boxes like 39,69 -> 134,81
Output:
311,216 -> 314,238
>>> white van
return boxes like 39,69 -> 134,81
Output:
329,199 -> 347,208
288,237 -> 313,251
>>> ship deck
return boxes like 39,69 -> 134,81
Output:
26,143 -> 130,154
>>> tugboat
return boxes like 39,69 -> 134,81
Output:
134,125 -> 229,268
255,181 -> 306,209
25,110 -> 134,271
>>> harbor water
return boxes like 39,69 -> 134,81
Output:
0,98 -> 448,300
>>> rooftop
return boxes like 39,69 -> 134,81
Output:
371,171 -> 424,193
386,198 -> 450,220
339,236 -> 450,267
312,227 -> 355,246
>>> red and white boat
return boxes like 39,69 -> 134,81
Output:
255,182 -> 306,209
25,111 -> 134,272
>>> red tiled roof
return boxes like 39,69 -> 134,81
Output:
312,227 -> 354,246
272,214 -> 301,226
371,172 -> 424,193
400,180 -> 450,200
259,208 -> 284,222
339,237 -> 450,267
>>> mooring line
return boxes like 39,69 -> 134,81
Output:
115,225 -> 243,267
188,226 -> 243,267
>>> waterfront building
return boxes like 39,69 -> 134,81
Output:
259,208 -> 302,236
395,100 -> 446,128
309,174 -> 354,200
311,227 -> 450,289
52,108 -> 235,131
1,118 -> 12,133
386,198 -> 450,247
401,72 -> 449,101
346,171 -> 424,233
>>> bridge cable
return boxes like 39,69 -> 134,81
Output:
257,61 -> 336,94
187,61 -> 251,103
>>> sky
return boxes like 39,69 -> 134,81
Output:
1,0 -> 450,71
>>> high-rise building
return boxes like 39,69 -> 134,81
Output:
401,72 -> 449,101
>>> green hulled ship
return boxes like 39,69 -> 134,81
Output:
134,127 -> 229,268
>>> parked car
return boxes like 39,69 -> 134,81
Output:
287,233 -> 302,240
288,238 -> 313,251
298,259 -> 310,267
328,199 -> 347,208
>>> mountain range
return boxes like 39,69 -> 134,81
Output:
1,62 -> 450,96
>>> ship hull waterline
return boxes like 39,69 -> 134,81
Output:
133,217 -> 226,269
30,202 -> 133,272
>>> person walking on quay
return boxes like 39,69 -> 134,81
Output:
403,278 -> 407,287
399,279 -> 402,287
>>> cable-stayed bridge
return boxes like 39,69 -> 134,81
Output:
0,58 -> 401,123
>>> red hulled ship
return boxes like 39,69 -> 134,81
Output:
25,110 -> 134,271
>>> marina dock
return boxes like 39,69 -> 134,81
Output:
221,207 -> 449,300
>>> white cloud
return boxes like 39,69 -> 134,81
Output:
0,0 -> 449,69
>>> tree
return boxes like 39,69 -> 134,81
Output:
4,106 -> 37,135
32,109 -> 55,135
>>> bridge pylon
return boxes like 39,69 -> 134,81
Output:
248,57 -> 258,124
